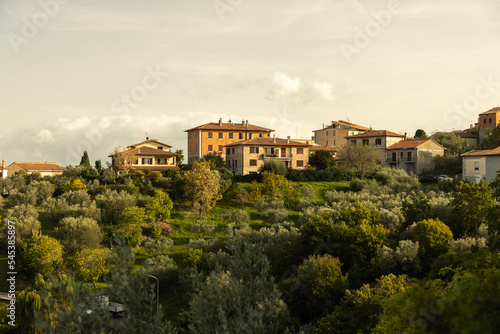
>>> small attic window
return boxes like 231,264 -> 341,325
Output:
157,147 -> 163,150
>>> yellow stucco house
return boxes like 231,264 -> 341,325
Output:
224,137 -> 310,175
109,138 -> 179,174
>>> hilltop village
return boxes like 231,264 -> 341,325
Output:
1,107 -> 500,333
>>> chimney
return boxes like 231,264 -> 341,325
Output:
2,160 -> 5,168
245,120 -> 249,128
219,118 -> 223,126
322,123 -> 325,129
404,132 -> 407,140
242,119 -> 245,126
287,135 -> 290,143
273,134 -> 276,143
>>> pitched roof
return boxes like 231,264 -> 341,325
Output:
313,120 -> 370,132
224,137 -> 310,147
336,120 -> 371,131
479,107 -> 500,115
461,146 -> 500,157
453,130 -> 479,139
109,146 -> 178,157
387,139 -> 444,150
11,162 -> 64,171
185,121 -> 274,132
309,145 -> 338,152
127,139 -> 172,148
345,130 -> 405,139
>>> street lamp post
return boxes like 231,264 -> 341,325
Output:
147,274 -> 159,315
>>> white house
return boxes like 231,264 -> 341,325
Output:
461,146 -> 500,183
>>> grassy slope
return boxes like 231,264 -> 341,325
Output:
3,181 -> 349,322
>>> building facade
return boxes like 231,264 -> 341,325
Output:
109,138 -> 179,174
478,107 -> 500,142
185,119 -> 274,163
345,130 -> 406,163
224,137 -> 310,175
461,146 -> 500,183
386,139 -> 445,175
7,162 -> 64,177
313,120 -> 370,149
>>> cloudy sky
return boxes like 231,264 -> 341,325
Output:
1,0 -> 499,166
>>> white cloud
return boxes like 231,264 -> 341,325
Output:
313,81 -> 336,100
33,129 -> 56,144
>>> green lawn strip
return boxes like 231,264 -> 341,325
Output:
294,181 -> 350,201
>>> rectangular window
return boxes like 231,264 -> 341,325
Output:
239,133 -> 243,139
219,132 -> 223,139
363,139 -> 369,145
208,145 -> 213,152
400,152 -> 403,158
250,147 -> 260,154
484,119 -> 487,124
226,148 -> 230,155
234,160 -> 238,167
297,147 -> 304,154
218,145 -> 223,152
249,133 -> 253,139
157,146 -> 163,150
296,160 -> 304,167
326,131 -> 328,136
375,138 -> 382,145
489,118 -> 492,124
351,140 -> 357,144
392,152 -> 396,161
208,132 -> 213,139
141,158 -> 152,165
229,133 -> 233,140
474,161 -> 479,171
232,148 -> 235,154
249,159 -> 257,166
333,130 -> 336,136
407,152 -> 412,161
259,133 -> 263,137
334,140 -> 336,146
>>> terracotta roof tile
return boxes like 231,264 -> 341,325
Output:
479,107 -> 500,115
185,121 -> 274,132
313,120 -> 370,132
128,139 -> 172,148
387,139 -> 444,150
109,147 -> 178,157
453,130 -> 479,139
224,137 -> 310,147
346,130 -> 405,139
461,146 -> 500,157
309,145 -> 338,152
12,162 -> 64,171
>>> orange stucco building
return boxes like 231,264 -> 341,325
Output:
185,119 -> 274,163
